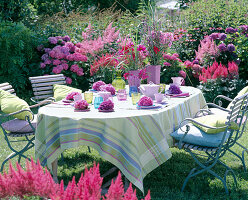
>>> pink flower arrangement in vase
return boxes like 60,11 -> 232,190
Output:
66,91 -> 81,101
74,100 -> 89,111
98,99 -> 114,111
138,96 -> 153,106
92,81 -> 106,91
99,84 -> 116,95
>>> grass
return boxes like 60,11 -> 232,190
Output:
1,127 -> 248,199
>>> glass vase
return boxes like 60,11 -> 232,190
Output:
112,70 -> 125,92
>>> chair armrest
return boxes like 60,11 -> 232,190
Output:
30,97 -> 55,104
0,109 -> 34,121
213,95 -> 233,106
29,99 -> 53,109
194,109 -> 213,118
205,103 -> 230,112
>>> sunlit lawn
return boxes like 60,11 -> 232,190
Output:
1,126 -> 248,199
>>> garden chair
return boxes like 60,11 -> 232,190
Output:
29,74 -> 66,103
0,82 -> 52,172
171,92 -> 248,194
196,86 -> 248,171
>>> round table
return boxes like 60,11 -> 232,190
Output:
35,86 -> 206,192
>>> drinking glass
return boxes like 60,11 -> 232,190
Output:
94,96 -> 103,109
84,91 -> 93,104
131,92 -> 141,105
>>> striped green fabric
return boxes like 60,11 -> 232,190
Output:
35,86 -> 206,192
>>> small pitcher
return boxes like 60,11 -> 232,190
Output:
171,77 -> 184,86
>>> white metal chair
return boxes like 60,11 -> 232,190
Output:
171,92 -> 248,194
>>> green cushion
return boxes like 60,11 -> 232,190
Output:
0,89 -> 33,120
227,86 -> 248,110
53,84 -> 82,101
193,114 -> 239,134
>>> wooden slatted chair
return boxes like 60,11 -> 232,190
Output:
29,74 -> 66,103
0,83 -> 52,171
171,92 -> 248,194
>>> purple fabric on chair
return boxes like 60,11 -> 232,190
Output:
1,115 -> 37,133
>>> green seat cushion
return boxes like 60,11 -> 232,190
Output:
227,86 -> 248,110
53,84 -> 82,101
0,89 -> 33,120
193,114 -> 239,134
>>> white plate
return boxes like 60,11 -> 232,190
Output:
137,104 -> 162,109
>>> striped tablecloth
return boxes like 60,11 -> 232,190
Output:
35,86 -> 206,192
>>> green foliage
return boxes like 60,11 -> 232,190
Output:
0,21 -> 41,101
198,78 -> 247,105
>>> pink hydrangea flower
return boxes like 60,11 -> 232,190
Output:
44,59 -> 52,65
77,68 -> 84,76
92,81 -> 106,91
163,62 -> 171,67
98,99 -> 114,111
138,96 -> 153,106
99,84 -> 116,95
61,63 -> 69,70
70,64 -> 80,73
179,70 -> 186,79
66,77 -> 72,84
74,100 -> 89,110
53,59 -> 61,65
66,91 -> 81,100
48,37 -> 58,44
52,65 -> 63,74
40,63 -> 46,68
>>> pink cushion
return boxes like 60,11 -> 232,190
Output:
1,115 -> 37,133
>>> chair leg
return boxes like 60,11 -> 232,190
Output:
228,148 -> 247,172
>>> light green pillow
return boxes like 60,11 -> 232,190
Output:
193,114 -> 239,134
53,84 -> 82,101
0,89 -> 33,120
227,86 -> 248,110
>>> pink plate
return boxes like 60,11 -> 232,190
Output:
62,99 -> 73,103
74,108 -> 90,112
98,109 -> 114,112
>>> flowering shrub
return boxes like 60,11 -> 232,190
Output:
160,53 -> 186,84
138,96 -> 153,106
98,99 -> 114,111
74,100 -> 89,110
99,84 -> 116,95
168,84 -> 182,94
66,91 -> 81,100
0,159 -> 151,200
198,61 -> 246,103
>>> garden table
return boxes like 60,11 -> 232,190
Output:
35,86 -> 206,193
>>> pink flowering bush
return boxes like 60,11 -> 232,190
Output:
0,160 -> 151,200
138,96 -> 153,106
161,53 -> 186,84
93,80 -> 106,91
99,84 -> 116,95
66,91 -> 81,100
98,99 -> 114,111
74,100 -> 89,110
198,61 -> 246,103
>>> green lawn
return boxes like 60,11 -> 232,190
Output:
1,127 -> 248,199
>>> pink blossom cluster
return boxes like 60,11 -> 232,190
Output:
74,100 -> 89,110
92,81 -> 106,91
183,60 -> 202,78
138,96 -> 153,106
123,69 -> 149,80
98,99 -> 114,111
163,53 -> 182,66
159,32 -> 174,48
0,160 -> 151,200
39,35 -> 88,85
99,84 -> 116,95
199,61 -> 239,83
66,91 -> 81,100
195,36 -> 219,64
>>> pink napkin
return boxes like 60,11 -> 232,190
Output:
167,92 -> 190,97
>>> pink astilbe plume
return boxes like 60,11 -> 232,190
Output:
104,171 -> 124,200
228,61 -> 239,78
195,36 -> 219,63
124,183 -> 138,200
0,158 -> 58,199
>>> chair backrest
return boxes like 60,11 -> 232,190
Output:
224,92 -> 248,148
29,74 -> 66,102
0,82 -> 15,95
